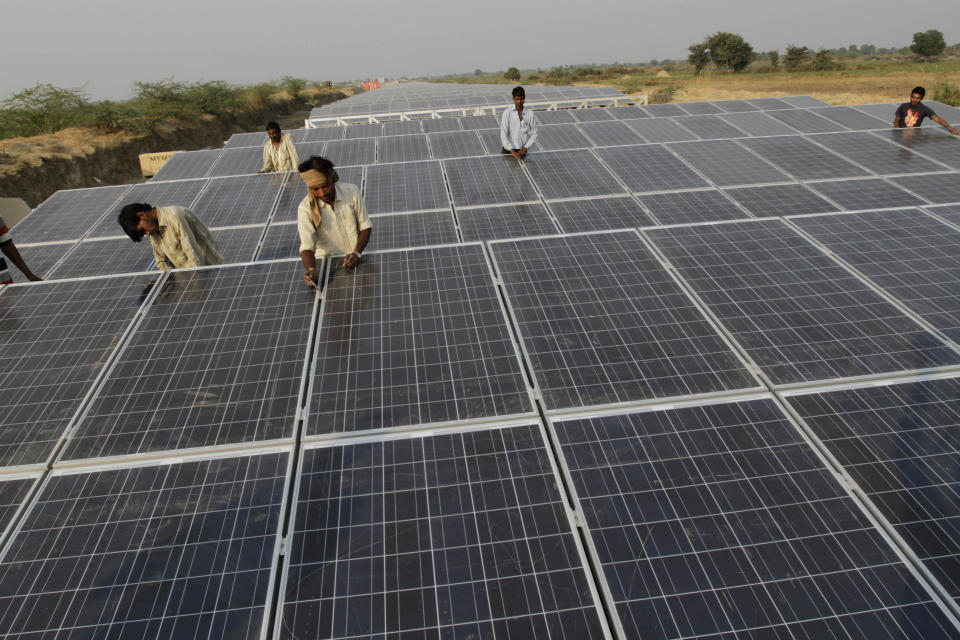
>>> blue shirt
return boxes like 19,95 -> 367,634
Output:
500,107 -> 538,150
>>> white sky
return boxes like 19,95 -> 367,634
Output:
2,0 -> 957,101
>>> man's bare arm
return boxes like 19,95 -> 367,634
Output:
932,114 -> 959,135
0,241 -> 42,281
300,249 -> 319,287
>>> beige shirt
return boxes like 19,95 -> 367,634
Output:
297,183 -> 372,257
149,206 -> 224,270
261,133 -> 300,173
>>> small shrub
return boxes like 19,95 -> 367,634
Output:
933,78 -> 960,106
650,84 -> 679,104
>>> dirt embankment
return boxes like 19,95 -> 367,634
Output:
0,90 -> 347,208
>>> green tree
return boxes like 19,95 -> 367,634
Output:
768,50 -> 779,69
649,59 -> 659,67
474,69 -> 483,77
687,43 -> 710,75
504,66 -> 521,81
911,30 -> 946,60
783,45 -> 812,71
704,32 -> 754,72
280,76 -> 307,102
2,83 -> 88,135
860,44 -> 876,55
809,48 -> 840,71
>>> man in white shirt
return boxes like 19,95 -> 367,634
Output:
118,203 -> 223,270
297,156 -> 372,288
499,86 -> 538,160
258,121 -> 300,173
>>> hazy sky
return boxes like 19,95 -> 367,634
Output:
2,0 -> 957,101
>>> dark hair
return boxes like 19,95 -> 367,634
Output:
266,121 -> 281,132
512,86 -> 525,99
118,202 -> 151,242
298,155 -> 336,174
912,86 -> 926,98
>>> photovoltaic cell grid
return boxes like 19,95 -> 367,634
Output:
427,130 -> 487,159
674,101 -> 723,115
671,115 -> 746,140
723,183 -> 840,217
535,124 -> 593,151
224,131 -> 269,149
740,136 -> 871,181
444,155 -> 539,207
280,426 -> 607,640
883,129 -> 960,171
257,221 -> 299,260
151,149 -> 222,181
790,208 -> 960,343
324,138 -> 377,166
0,274 -> 157,469
191,173 -> 285,227
806,178 -> 927,210
377,134 -> 431,164
455,203 -> 558,242
490,232 -> 757,411
207,146 -> 264,178
637,189 -> 751,225
667,139 -> 790,187
60,262 -> 312,462
577,120 -> 644,147
366,210 -> 459,251
554,399 -> 960,640
308,244 -> 532,435
644,219 -> 960,386
87,179 -> 207,238
890,174 -> 960,205
547,196 -> 656,233
524,149 -> 626,199
766,108 -> 848,133
0,452 -> 288,639
787,377 -> 960,606
382,120 -> 423,136
364,161 -> 449,214
570,107 -> 614,122
0,476 -> 36,544
811,132 -> 948,175
626,118 -> 700,143
48,236 -> 156,278
12,185 -> 129,244
5,242 -> 73,281
597,145 -> 710,192
810,106 -> 890,130
718,111 -> 799,137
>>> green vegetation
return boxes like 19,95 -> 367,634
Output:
911,30 -> 946,61
933,77 -> 960,106
687,32 -> 754,74
504,67 -> 521,81
0,77 -> 346,140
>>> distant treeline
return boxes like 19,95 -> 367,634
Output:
0,77 -> 343,140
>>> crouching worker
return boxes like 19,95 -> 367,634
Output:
117,203 -> 223,270
297,156 -> 371,288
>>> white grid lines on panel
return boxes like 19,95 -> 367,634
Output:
889,173 -> 960,205
766,108 -> 849,134
723,184 -> 841,218
151,149 -> 222,181
523,149 -> 626,200
377,134 -> 431,164
427,131 -> 487,160
191,173 -> 285,227
364,161 -> 449,214
207,146 -> 263,178
637,190 -> 753,226
805,178 -> 928,210
367,210 -> 459,251
455,203 -> 559,242
443,155 -> 540,207
739,136 -> 873,181
13,185 -> 131,244
626,118 -> 700,143
809,132 -> 949,176
717,112 -> 799,137
668,139 -> 792,187
324,138 -> 377,167
546,197 -> 656,234
596,145 -> 711,193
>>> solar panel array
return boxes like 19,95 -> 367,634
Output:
5,88 -> 960,638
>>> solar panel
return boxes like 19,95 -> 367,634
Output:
667,139 -> 790,187
443,155 -> 539,207
381,120 -> 422,136
427,130 -> 487,159
307,244 -> 533,434
890,173 -> 960,204
490,232 -> 758,410
675,101 -> 723,115
553,397 -> 960,640
711,99 -> 760,113
88,179 -> 208,238
533,109 -> 577,124
457,114 -> 499,130
0,274 -> 157,469
295,140 -> 326,160
477,128 -> 507,154
716,111 -> 799,136
739,135 -> 872,180
626,118 -> 700,143
786,375 -> 960,606
810,131 -> 948,175
535,124 -> 593,151
642,104 -> 687,117
576,120 -> 644,147
0,451 -> 289,639
280,425 -> 608,639
524,149 -> 625,199
547,196 -> 656,233
883,129 -> 960,170
191,173 -> 284,227
151,149 -> 222,181
324,138 -> 377,166
637,189 -> 752,225
48,235 -> 156,278
672,115 -> 746,140
644,219 -> 960,385
207,146 -> 263,177
810,106 -> 890,130
5,241 -> 73,280
596,144 -> 710,192
926,100 -> 960,124
765,108 -> 848,133
420,117 -> 462,133
929,203 -> 960,225
605,105 -> 649,120
367,210 -> 459,250
0,474 -> 38,545
301,126 -> 345,143
257,220 -> 299,260
376,134 -> 431,163
747,97 -> 793,110
723,183 -> 840,217
806,178 -> 927,210
569,107 -> 614,122
855,103 -> 899,121
456,203 -> 558,241
12,185 -> 130,243
364,160 -> 449,214
60,262 -> 313,462
224,130 -> 268,149
780,95 -> 831,108
343,123 -> 383,139
790,208 -> 960,342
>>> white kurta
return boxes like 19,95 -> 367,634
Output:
296,183 -> 372,257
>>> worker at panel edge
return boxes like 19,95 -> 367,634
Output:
894,86 -> 958,135
0,215 -> 42,283
117,203 -> 224,271
258,121 -> 301,173
500,86 -> 539,160
297,156 -> 371,288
